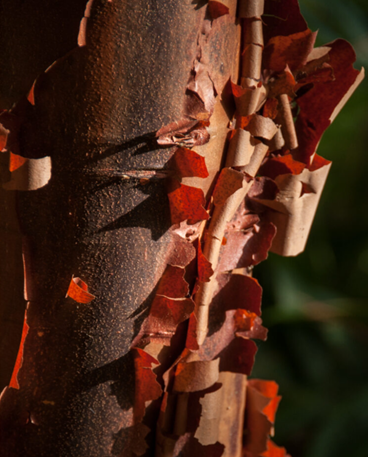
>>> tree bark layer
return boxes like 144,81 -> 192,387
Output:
0,1 -> 211,455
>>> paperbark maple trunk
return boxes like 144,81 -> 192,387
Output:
1,1 -> 363,457
0,1 -> 237,455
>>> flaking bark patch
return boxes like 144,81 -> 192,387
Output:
0,0 -> 363,456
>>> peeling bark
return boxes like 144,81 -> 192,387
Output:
0,1 -> 363,456
0,1 -> 212,455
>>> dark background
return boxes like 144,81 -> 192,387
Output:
253,1 -> 368,456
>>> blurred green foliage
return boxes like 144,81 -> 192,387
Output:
252,1 -> 368,456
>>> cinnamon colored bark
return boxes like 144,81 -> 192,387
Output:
1,1 -> 363,456
0,1 -> 229,455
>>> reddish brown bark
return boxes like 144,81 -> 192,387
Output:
0,1 -> 363,456
0,1 -> 236,455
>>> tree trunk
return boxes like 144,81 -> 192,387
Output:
0,1 -> 363,457
0,1 -> 239,455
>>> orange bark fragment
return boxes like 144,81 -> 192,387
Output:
263,0 -> 308,45
66,277 -> 95,304
169,147 -> 209,178
218,221 -> 276,271
309,153 -> 331,172
213,168 -> 245,206
233,309 -> 258,331
263,29 -> 317,72
263,396 -> 282,424
208,1 -> 229,20
261,439 -> 289,457
131,294 -> 194,349
294,61 -> 334,91
9,152 -> 28,172
295,39 -> 364,164
236,114 -> 253,129
132,348 -> 162,422
214,273 -> 263,316
268,67 -> 296,99
248,379 -> 279,398
156,265 -> 189,299
167,233 -> 197,267
231,81 -> 252,98
263,98 -> 279,119
186,313 -> 200,351
244,379 -> 286,456
150,296 -> 194,327
197,240 -> 214,283
219,337 -> 257,375
27,83 -> 35,105
247,379 -> 282,423
168,182 -> 209,225
9,313 -> 29,390
260,154 -> 306,180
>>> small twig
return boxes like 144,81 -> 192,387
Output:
277,94 -> 298,150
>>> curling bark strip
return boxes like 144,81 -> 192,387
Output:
193,0 -> 269,346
